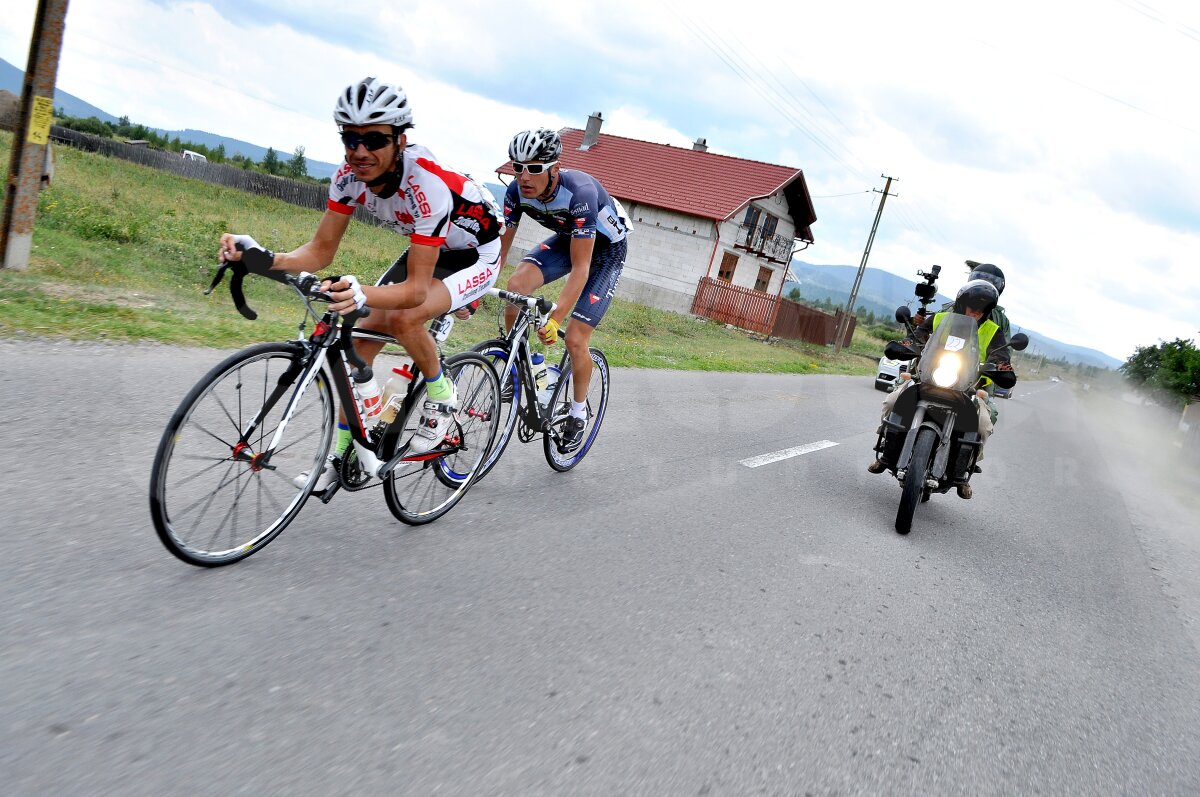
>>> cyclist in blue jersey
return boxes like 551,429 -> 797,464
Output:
499,128 -> 629,448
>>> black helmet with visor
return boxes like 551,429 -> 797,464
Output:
953,279 -> 999,322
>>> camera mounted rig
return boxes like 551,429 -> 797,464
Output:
913,264 -> 941,313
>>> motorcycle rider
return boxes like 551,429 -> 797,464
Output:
868,279 -> 1018,498
914,260 -> 1011,423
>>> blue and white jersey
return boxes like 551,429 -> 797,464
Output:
503,169 -> 628,244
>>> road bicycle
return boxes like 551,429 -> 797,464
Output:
467,287 -> 610,481
148,260 -> 501,566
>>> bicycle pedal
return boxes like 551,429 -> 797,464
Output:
318,481 -> 341,504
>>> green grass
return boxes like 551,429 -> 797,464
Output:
0,129 -> 889,373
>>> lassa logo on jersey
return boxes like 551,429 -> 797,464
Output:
455,267 -> 494,295
405,177 -> 432,216
455,202 -> 493,232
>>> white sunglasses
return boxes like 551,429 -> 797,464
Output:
512,160 -> 557,174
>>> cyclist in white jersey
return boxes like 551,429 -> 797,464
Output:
218,77 -> 504,491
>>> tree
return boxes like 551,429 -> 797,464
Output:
786,287 -> 802,303
286,146 -> 308,179
1121,337 -> 1200,407
261,147 -> 281,175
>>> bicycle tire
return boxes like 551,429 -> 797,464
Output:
895,427 -> 937,535
468,338 -> 521,483
382,352 -> 501,525
149,342 -> 334,566
544,347 -> 610,472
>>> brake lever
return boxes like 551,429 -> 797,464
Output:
206,259 -> 258,320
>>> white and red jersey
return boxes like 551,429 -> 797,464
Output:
327,144 -> 503,250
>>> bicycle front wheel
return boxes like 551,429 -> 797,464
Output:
383,352 -> 501,525
469,338 -> 521,483
544,347 -> 610,472
149,343 -> 334,566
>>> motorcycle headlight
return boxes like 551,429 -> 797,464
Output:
932,352 -> 962,388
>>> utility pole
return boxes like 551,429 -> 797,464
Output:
1,0 -> 70,270
833,174 -> 898,353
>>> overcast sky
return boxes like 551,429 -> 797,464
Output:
3,0 -> 1198,361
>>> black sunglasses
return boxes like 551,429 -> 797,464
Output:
340,131 -> 394,151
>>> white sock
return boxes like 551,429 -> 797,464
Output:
570,400 -> 587,420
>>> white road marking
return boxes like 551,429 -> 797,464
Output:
740,440 -> 839,468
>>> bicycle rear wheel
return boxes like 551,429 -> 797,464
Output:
469,338 -> 521,482
544,347 -> 610,472
149,342 -> 334,566
383,352 -> 501,525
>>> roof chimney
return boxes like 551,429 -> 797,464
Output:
580,111 -> 603,150
693,137 -> 708,153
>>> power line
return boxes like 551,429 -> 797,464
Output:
672,8 -> 868,181
1114,0 -> 1200,44
810,190 -> 872,199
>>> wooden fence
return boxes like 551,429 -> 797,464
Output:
48,126 -> 384,227
690,277 -> 854,346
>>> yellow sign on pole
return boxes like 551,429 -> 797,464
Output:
28,95 -> 54,145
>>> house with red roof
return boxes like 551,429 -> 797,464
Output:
495,112 -> 817,316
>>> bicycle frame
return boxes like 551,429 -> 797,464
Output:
224,281 -> 444,484
486,288 -> 562,432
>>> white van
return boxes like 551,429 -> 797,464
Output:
181,150 -> 207,163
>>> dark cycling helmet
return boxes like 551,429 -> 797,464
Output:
508,128 -> 562,163
334,77 -> 412,129
954,279 -> 999,319
967,262 -> 1005,295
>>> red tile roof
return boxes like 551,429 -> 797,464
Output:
496,128 -> 817,240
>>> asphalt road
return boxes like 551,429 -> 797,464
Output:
3,340 -> 1198,795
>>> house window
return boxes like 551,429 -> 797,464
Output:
755,266 -> 772,293
743,206 -> 761,242
717,252 -> 738,283
761,215 -> 778,239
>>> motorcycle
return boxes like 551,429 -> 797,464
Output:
872,305 -> 1028,534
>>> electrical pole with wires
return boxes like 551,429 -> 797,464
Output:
2,0 -> 70,270
833,174 -> 898,353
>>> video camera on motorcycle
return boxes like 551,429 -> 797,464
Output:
914,265 -> 941,309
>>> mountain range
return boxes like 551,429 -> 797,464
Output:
785,261 -> 1123,370
0,57 -> 340,178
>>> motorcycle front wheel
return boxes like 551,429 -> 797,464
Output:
895,427 -> 937,535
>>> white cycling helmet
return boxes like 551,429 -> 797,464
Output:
334,77 -> 413,128
508,128 -> 561,162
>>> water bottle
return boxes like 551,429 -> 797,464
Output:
531,352 -> 548,395
377,363 -> 415,426
430,314 -> 454,343
539,363 -> 561,408
356,375 -> 383,426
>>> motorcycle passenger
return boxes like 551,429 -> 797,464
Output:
218,77 -> 504,492
869,279 -> 1018,498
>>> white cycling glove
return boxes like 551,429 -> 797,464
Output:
342,275 -> 368,310
229,234 -> 263,253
